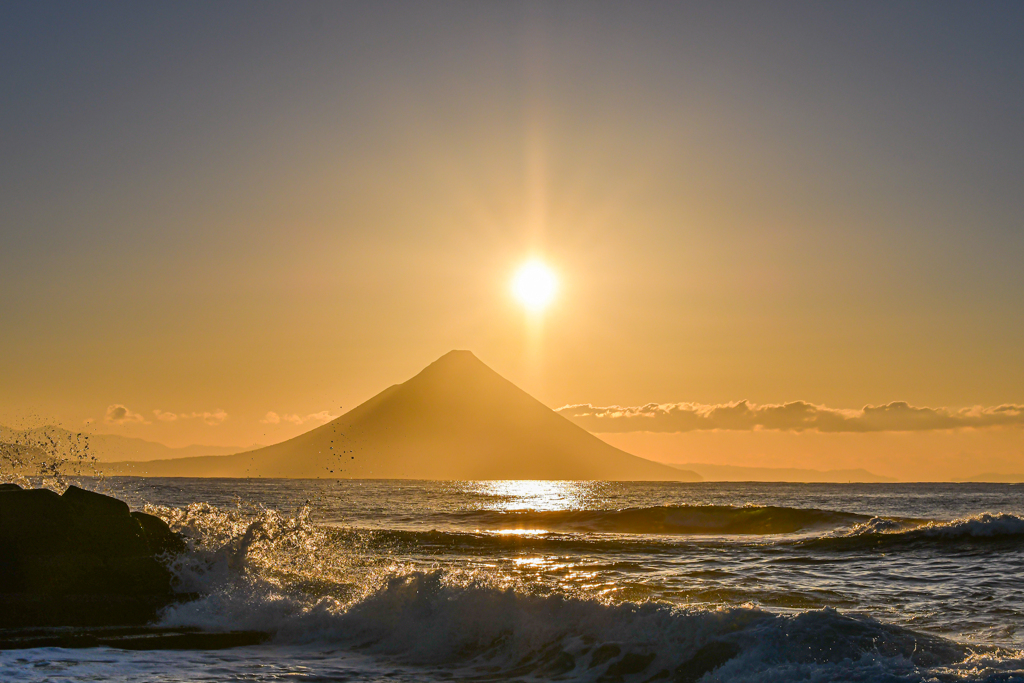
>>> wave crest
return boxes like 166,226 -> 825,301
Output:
807,513 -> 1024,551
161,565 -> 1018,682
452,504 -> 869,535
139,502 -> 1022,681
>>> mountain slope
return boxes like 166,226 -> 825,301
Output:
108,351 -> 697,481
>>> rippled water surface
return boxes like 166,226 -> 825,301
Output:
4,479 -> 1024,682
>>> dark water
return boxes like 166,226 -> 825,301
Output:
4,479 -> 1024,682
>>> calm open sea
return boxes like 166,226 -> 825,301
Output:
3,479 -> 1024,682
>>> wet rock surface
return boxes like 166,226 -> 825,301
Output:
0,484 -> 186,627
0,626 -> 269,651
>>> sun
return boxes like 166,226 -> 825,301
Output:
512,261 -> 558,312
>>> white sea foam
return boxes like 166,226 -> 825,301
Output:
913,513 -> 1024,538
833,512 -> 1024,543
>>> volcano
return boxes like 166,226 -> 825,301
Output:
110,351 -> 698,481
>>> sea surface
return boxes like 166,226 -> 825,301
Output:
4,479 -> 1024,682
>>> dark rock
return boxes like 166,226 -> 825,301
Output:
0,483 -> 23,492
0,486 -> 187,627
0,626 -> 270,650
63,486 -> 149,558
97,555 -> 173,595
62,485 -> 131,517
132,511 -> 188,556
0,594 -> 176,629
0,488 -> 76,554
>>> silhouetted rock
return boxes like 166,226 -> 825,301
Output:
62,484 -> 130,515
0,625 -> 270,650
132,510 -> 188,556
62,485 -> 151,558
0,485 -> 187,627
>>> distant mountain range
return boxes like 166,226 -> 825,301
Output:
0,425 -> 241,463
672,463 -> 896,483
104,351 -> 698,481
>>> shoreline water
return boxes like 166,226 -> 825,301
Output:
3,479 -> 1023,682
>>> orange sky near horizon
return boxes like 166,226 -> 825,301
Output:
2,4 -> 1023,480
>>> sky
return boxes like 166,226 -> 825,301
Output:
2,2 -> 1023,479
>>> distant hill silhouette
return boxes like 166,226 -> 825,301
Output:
674,463 -> 895,483
107,351 -> 698,481
0,425 -> 241,463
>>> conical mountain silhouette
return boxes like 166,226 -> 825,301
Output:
112,351 -> 698,480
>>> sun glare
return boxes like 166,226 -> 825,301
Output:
512,261 -> 558,312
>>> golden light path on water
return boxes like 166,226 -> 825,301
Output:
443,481 -> 690,600
462,480 -> 604,512
458,480 -> 609,547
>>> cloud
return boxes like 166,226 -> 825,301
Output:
556,401 -> 1024,433
261,410 -> 335,426
192,410 -> 228,426
152,409 -> 228,426
105,404 -> 149,425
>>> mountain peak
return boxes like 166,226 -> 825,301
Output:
411,350 -> 495,385
107,351 -> 698,481
424,349 -> 483,369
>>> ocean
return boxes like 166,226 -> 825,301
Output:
4,478 -> 1024,682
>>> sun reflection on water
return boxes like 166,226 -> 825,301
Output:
458,480 -> 609,512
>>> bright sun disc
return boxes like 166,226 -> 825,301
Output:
512,261 -> 558,312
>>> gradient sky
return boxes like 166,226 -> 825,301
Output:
2,3 -> 1023,477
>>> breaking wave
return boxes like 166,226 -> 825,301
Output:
805,513 -> 1024,551
443,504 -> 870,535
143,502 -> 1024,682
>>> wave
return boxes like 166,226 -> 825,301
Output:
439,504 -> 871,535
353,527 -> 708,556
159,566 -> 1022,682
144,502 -> 1024,682
804,513 -> 1024,552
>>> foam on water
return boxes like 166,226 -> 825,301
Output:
114,501 -> 1024,682
7,481 -> 1024,682
806,512 -> 1024,552
154,568 -> 1024,682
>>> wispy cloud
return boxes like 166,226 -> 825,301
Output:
152,409 -> 228,426
556,401 -> 1024,433
105,404 -> 150,425
260,410 -> 335,426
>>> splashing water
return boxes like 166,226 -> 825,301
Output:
4,479 -> 1024,682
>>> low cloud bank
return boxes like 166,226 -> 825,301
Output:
260,410 -> 335,426
100,405 -> 228,427
556,401 -> 1024,433
153,409 -> 228,426
105,404 -> 148,425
